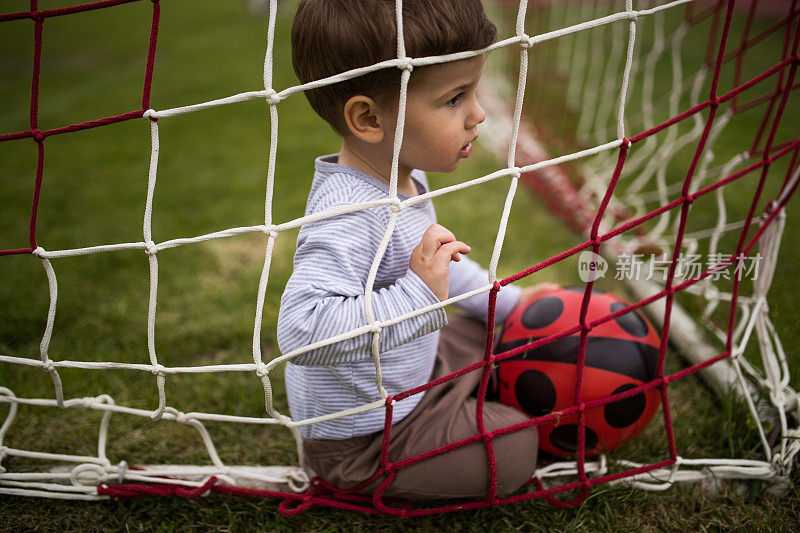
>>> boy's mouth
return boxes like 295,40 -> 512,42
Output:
459,142 -> 473,158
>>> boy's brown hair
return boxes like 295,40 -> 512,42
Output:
291,0 -> 497,136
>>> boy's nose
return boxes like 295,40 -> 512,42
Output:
467,100 -> 486,129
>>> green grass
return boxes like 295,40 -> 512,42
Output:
1,0 -> 798,530
2,485 -> 799,532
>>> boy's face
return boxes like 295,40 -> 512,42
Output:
389,56 -> 486,176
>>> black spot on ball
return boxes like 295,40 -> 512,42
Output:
521,297 -> 563,329
611,302 -> 649,338
549,424 -> 599,453
515,370 -> 557,416
604,383 -> 647,428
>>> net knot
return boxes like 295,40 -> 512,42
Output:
30,11 -> 44,23
389,198 -> 402,212
144,240 -> 158,256
709,98 -> 720,109
255,362 -> 269,377
519,34 -> 533,49
150,363 -> 166,376
510,167 -> 522,180
32,129 -> 45,143
773,455 -> 788,477
42,360 -> 56,373
117,460 -> 128,484
142,109 -> 158,122
32,246 -> 47,258
70,463 -> 105,486
492,281 -> 502,291
160,406 -> 189,423
264,88 -> 281,105
95,393 -> 115,406
683,194 -> 695,205
287,469 -> 311,493
369,323 -> 383,334
627,10 -> 639,21
770,389 -> 786,409
397,58 -> 414,72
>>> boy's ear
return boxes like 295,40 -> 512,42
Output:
343,95 -> 385,144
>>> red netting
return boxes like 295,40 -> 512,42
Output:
2,0 -> 798,518
0,0 -> 160,256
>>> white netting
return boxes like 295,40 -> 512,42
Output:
1,0 -> 798,505
479,0 -> 799,491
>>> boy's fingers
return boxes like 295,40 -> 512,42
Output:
435,241 -> 471,263
420,224 -> 457,256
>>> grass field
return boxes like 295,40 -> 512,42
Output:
1,0 -> 799,530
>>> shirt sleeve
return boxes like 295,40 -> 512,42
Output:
277,204 -> 447,366
448,254 -> 521,324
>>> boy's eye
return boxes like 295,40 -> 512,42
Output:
446,93 -> 464,107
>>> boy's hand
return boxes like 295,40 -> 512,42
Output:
410,224 -> 471,301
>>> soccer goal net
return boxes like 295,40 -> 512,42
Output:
1,0 -> 798,516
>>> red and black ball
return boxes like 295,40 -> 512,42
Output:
495,286 -> 661,457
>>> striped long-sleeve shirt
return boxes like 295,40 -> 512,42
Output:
277,155 -> 521,439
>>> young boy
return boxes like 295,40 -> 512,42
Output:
278,0 -> 553,499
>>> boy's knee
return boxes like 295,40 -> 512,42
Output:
494,424 -> 538,494
487,406 -> 538,495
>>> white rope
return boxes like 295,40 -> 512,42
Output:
142,115 -> 166,420
617,0 -> 637,141
358,0 -> 414,398
486,0 -> 529,283
34,252 -> 64,407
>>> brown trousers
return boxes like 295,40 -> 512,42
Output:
302,314 -> 538,499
